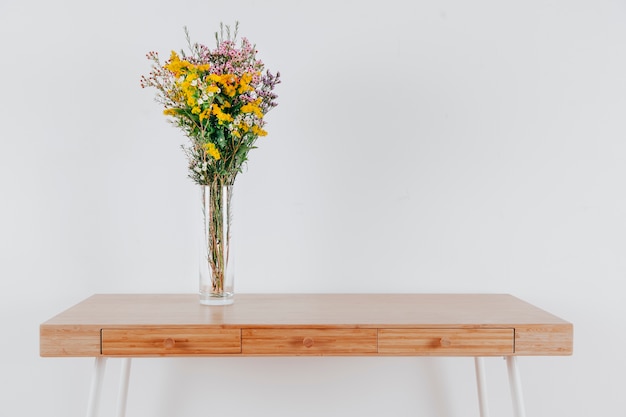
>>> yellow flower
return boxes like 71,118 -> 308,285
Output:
199,108 -> 212,121
203,142 -> 221,160
222,84 -> 236,97
163,108 -> 177,116
221,74 -> 236,84
206,84 -> 220,94
207,74 -> 222,83
241,100 -> 264,119
182,73 -> 198,89
164,51 -> 191,77
238,73 -> 254,94
211,104 -> 233,123
210,74 -> 237,96
251,125 -> 268,136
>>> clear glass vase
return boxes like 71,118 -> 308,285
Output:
199,181 -> 235,305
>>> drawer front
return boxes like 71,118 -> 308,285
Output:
242,328 -> 378,355
101,328 -> 241,356
378,328 -> 514,356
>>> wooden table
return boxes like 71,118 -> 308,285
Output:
40,294 -> 573,417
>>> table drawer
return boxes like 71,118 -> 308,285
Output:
378,328 -> 514,356
242,328 -> 378,355
101,328 -> 241,356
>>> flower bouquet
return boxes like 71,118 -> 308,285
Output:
141,23 -> 280,304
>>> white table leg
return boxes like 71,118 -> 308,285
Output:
506,356 -> 527,417
474,357 -> 490,417
116,358 -> 132,417
86,357 -> 107,417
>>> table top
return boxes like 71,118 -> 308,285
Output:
40,293 -> 573,357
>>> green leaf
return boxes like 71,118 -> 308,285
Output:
215,128 -> 226,148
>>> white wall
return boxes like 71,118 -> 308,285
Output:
1,0 -> 625,416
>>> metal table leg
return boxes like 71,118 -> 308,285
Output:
506,356 -> 527,417
86,357 -> 107,417
116,358 -> 132,417
474,357 -> 490,417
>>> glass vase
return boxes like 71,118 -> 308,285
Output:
199,181 -> 235,305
